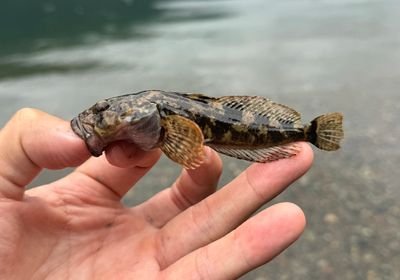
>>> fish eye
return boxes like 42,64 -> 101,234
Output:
93,100 -> 110,113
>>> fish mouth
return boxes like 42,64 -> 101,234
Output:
71,116 -> 106,157
71,117 -> 88,140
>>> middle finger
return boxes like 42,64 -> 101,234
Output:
64,143 -> 161,200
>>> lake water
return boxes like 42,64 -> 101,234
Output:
1,0 -> 399,279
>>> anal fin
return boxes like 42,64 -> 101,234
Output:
160,115 -> 205,169
208,143 -> 300,163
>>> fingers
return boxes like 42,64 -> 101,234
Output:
0,109 -> 90,200
155,142 -> 313,267
162,203 -> 306,279
138,147 -> 222,227
65,142 -> 161,200
104,141 -> 157,169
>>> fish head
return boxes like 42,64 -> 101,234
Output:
71,97 -> 161,156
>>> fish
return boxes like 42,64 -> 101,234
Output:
71,90 -> 344,169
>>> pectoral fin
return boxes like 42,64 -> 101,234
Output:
160,115 -> 205,169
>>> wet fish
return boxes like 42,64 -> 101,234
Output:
71,90 -> 344,169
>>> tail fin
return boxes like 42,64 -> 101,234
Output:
307,113 -> 344,151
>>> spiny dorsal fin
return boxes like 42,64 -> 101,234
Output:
160,115 -> 205,169
208,143 -> 300,163
182,93 -> 217,103
216,96 -> 302,125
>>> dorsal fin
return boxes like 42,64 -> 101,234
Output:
216,96 -> 302,125
181,93 -> 218,103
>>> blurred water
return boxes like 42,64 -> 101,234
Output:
1,0 -> 399,279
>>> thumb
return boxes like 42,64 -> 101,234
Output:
0,108 -> 90,200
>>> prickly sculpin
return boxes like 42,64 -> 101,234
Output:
71,90 -> 344,169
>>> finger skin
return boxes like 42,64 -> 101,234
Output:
138,147 -> 222,228
155,143 -> 313,268
68,147 -> 161,199
105,141 -> 161,169
162,202 -> 306,279
0,109 -> 90,200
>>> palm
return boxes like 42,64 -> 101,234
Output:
0,109 -> 313,279
2,186 -> 159,279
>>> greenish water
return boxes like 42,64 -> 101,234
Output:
1,0 -> 399,279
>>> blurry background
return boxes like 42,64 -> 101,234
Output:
0,0 -> 399,279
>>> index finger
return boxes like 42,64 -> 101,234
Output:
65,142 -> 161,200
0,108 -> 90,200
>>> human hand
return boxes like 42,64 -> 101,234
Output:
0,109 -> 313,279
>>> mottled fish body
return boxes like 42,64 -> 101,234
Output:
71,90 -> 344,169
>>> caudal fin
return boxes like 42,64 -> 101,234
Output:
307,113 -> 344,151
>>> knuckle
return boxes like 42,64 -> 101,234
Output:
8,108 -> 45,165
190,199 -> 215,243
170,182 -> 193,210
153,232 -> 170,269
244,168 -> 268,203
13,108 -> 42,127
